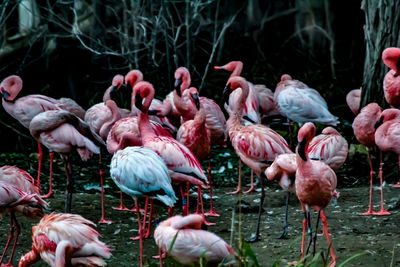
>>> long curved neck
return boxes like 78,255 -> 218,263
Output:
100,101 -> 121,140
228,81 -> 249,130
230,62 -> 243,77
194,106 -> 206,125
138,89 -> 157,143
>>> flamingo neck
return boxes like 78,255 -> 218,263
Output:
194,107 -> 206,125
228,81 -> 249,130
230,62 -> 243,78
100,102 -> 121,140
139,112 -> 156,143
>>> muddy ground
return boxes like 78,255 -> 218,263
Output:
1,178 -> 399,266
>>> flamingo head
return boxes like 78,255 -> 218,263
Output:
321,127 -> 340,135
174,67 -> 191,97
133,81 -> 155,113
125,70 -> 143,89
375,108 -> 400,129
280,74 -> 292,81
0,75 -> 23,102
382,47 -> 400,76
223,76 -> 247,104
188,87 -> 200,110
109,74 -> 125,95
297,122 -> 316,161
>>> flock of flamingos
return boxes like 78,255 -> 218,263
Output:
0,46 -> 400,267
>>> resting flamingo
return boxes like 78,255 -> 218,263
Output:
110,146 -> 177,267
223,76 -> 292,242
0,75 -> 85,196
154,214 -> 235,265
346,88 -> 361,115
352,103 -> 389,215
295,122 -> 337,267
29,110 -> 103,213
0,166 -> 48,267
382,47 -> 400,107
18,213 -> 111,267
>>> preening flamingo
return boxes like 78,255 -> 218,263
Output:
352,103 -> 389,215
0,166 -> 48,267
18,213 -> 111,267
346,88 -> 361,115
295,122 -> 337,267
382,47 -> 400,107
29,110 -> 104,213
224,76 -> 292,242
0,75 -> 85,196
110,146 -> 177,267
154,214 -> 235,265
375,108 -> 400,189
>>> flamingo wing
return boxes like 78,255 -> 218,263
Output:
0,166 -> 38,194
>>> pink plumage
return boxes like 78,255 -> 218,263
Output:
382,47 -> 400,107
346,88 -> 361,115
265,153 -> 297,193
154,214 -> 235,265
19,213 -> 111,267
352,102 -> 382,148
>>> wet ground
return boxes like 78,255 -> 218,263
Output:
1,180 -> 399,266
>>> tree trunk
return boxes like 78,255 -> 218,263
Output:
360,0 -> 400,109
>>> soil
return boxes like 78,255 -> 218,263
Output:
1,179 -> 399,267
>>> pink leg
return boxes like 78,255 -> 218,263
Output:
42,151 -> 54,198
144,199 -> 154,238
98,154 -> 112,224
36,141 -> 42,191
205,157 -> 219,216
180,185 -> 188,216
320,210 -> 336,267
186,182 -> 190,215
393,155 -> 400,188
360,149 -> 376,215
113,191 -> 130,211
4,213 -> 20,267
196,186 -> 201,214
198,186 -> 215,226
374,151 -> 390,215
227,159 -> 242,194
134,200 -> 144,267
168,207 -> 174,217
300,204 -> 307,259
0,215 -> 15,265
243,170 -> 255,194
131,198 -> 149,240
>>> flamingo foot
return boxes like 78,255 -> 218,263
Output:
360,208 -> 376,216
152,252 -> 167,259
374,209 -> 390,216
98,218 -> 113,224
41,191 -> 54,199
204,209 -> 220,217
226,187 -> 242,195
392,182 -> 400,188
1,263 -> 13,267
130,235 -> 149,241
204,220 -> 216,226
129,207 -> 146,213
112,204 -> 130,211
243,185 -> 255,194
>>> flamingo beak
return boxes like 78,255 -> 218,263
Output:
214,66 -> 223,70
297,139 -> 307,161
174,77 -> 182,97
374,116 -> 384,129
110,85 -> 117,93
148,109 -> 160,116
1,90 -> 10,100
191,93 -> 200,110
135,94 -> 143,112
223,84 -> 231,104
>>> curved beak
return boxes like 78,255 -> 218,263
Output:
214,66 -> 223,70
223,84 -> 231,104
134,94 -> 143,112
110,85 -> 117,94
297,139 -> 307,161
174,77 -> 182,97
191,93 -> 200,110
148,109 -> 160,116
375,116 -> 384,129
1,90 -> 10,100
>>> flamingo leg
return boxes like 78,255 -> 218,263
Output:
42,151 -> 54,199
98,153 -> 112,224
205,157 -> 220,216
186,182 -> 190,214
158,247 -> 164,267
198,186 -> 215,226
300,204 -> 307,259
36,141 -> 43,191
131,198 -> 149,240
4,213 -> 20,266
360,148 -> 375,215
135,200 -> 144,267
375,150 -> 390,215
278,191 -> 290,239
320,210 -> 336,267
305,208 -> 312,256
243,170 -> 255,194
196,186 -> 201,214
144,199 -> 154,238
0,214 -> 15,265
180,185 -> 188,216
62,155 -> 73,213
168,207 -> 174,217
312,209 -> 321,257
227,159 -> 242,194
247,173 -> 265,242
113,191 -> 130,211
393,153 -> 400,188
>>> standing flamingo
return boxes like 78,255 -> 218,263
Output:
0,75 -> 85,196
110,146 -> 177,267
224,76 -> 292,242
18,213 -> 111,267
0,166 -> 48,267
295,122 -> 337,267
346,88 -> 361,115
375,108 -> 400,189
29,110 -> 103,213
154,214 -> 235,265
382,47 -> 400,107
352,103 -> 389,215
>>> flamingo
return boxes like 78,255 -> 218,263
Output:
346,88 -> 361,115
110,146 -> 177,267
352,103 -> 389,215
133,81 -> 209,219
0,75 -> 85,196
0,166 -> 48,267
223,76 -> 292,242
154,214 -> 235,265
176,87 -> 218,216
29,110 -> 104,213
375,108 -> 400,189
382,47 -> 400,107
295,122 -> 337,267
18,213 -> 111,267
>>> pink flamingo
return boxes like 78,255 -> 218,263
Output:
133,81 -> 209,218
224,76 -> 292,242
382,47 -> 400,107
295,122 -> 337,267
0,166 -> 48,267
110,146 -> 177,267
375,108 -> 400,188
154,214 -> 235,265
352,103 -> 389,215
176,87 -> 218,216
29,110 -> 103,213
0,75 -> 85,197
18,213 -> 111,267
346,88 -> 361,115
